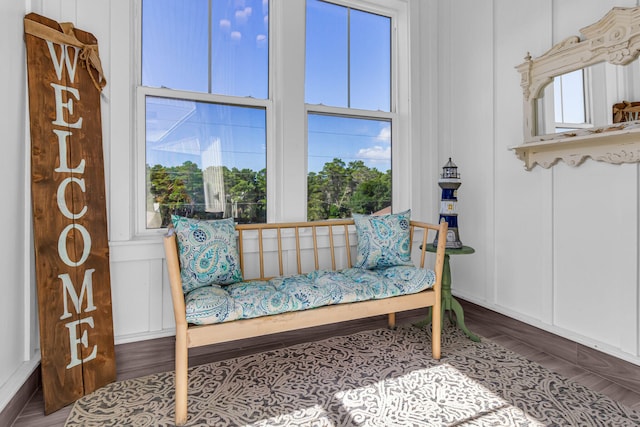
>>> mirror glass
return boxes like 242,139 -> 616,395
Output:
533,59 -> 640,137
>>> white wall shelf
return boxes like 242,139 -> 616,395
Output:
514,6 -> 640,170
511,122 -> 640,169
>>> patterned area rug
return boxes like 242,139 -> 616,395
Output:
65,325 -> 640,426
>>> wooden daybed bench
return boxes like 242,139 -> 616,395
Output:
163,213 -> 447,425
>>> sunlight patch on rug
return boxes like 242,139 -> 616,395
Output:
336,364 -> 543,426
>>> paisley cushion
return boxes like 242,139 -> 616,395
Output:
172,215 -> 243,293
226,281 -> 297,318
269,274 -> 327,310
185,285 -> 242,325
183,266 -> 436,325
340,268 -> 401,299
307,270 -> 376,304
353,210 -> 414,270
381,265 -> 436,294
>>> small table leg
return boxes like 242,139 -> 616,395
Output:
415,252 -> 480,342
448,295 -> 480,342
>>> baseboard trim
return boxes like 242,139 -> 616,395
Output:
458,298 -> 640,395
454,292 -> 640,368
0,361 -> 40,427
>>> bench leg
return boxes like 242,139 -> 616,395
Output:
175,330 -> 188,425
387,312 -> 396,329
431,304 -> 441,360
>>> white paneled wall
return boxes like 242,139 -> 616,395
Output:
553,161 -> 638,351
492,0 -> 555,325
436,0 -> 495,307
452,0 -> 640,365
4,0 -> 640,415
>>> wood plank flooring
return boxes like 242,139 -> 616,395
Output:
10,299 -> 640,426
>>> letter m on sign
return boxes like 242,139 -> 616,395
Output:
24,13 -> 115,414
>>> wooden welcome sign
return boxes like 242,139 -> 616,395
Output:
24,13 -> 115,413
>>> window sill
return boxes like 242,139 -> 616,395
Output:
511,122 -> 640,170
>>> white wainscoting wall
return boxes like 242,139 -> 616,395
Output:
444,0 -> 640,365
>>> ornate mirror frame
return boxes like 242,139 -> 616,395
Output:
512,7 -> 640,170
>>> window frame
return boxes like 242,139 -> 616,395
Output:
135,87 -> 273,234
134,0 -> 410,235
303,0 -> 409,218
135,0 -> 275,236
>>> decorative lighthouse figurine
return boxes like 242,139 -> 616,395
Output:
434,158 -> 463,248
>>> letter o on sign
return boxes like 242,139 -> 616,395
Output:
58,223 -> 92,267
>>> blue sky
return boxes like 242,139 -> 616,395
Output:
143,0 -> 391,173
554,69 -> 585,124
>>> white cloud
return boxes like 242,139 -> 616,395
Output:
235,10 -> 247,24
357,145 -> 391,161
235,7 -> 252,24
356,126 -> 391,164
256,34 -> 267,48
219,19 -> 231,32
376,125 -> 391,143
231,31 -> 242,41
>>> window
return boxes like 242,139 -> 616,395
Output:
142,0 -> 268,97
305,0 -> 393,220
138,0 -> 409,230
140,0 -> 269,228
145,97 -> 266,227
553,69 -> 591,132
307,114 -> 391,220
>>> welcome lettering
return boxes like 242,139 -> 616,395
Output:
48,40 -> 97,370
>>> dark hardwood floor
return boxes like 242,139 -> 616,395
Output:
10,299 -> 640,426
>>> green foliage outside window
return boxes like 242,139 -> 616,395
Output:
307,158 -> 391,221
148,158 -> 390,227
148,162 -> 266,227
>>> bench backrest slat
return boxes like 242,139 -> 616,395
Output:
328,226 -> 336,271
343,224 -> 352,268
312,226 -> 319,271
295,227 -> 302,274
258,228 -> 265,278
277,228 -> 283,276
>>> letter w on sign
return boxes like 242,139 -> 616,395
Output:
24,13 -> 115,414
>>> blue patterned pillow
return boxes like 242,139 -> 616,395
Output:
353,210 -> 414,270
172,216 -> 243,293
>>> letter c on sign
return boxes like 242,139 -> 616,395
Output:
57,177 -> 87,219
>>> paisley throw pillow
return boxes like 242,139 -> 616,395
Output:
172,215 -> 243,293
353,210 -> 414,270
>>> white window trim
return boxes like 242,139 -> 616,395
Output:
303,0 -> 411,218
133,0 -> 411,235
134,87 -> 273,236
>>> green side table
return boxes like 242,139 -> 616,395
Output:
417,244 -> 480,342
